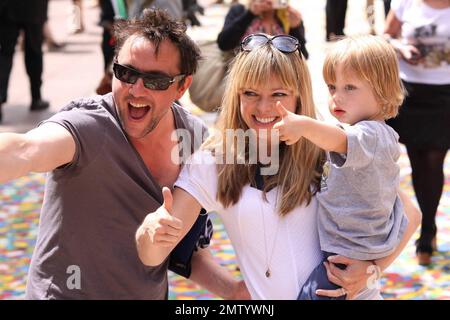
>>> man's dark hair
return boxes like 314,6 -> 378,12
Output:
113,8 -> 201,76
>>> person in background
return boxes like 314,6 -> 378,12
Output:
217,0 -> 308,59
95,0 -> 116,95
366,0 -> 393,35
183,0 -> 205,27
326,0 -> 347,41
366,0 -> 377,35
384,0 -> 450,266
0,0 -> 50,123
128,0 -> 184,20
69,0 -> 85,34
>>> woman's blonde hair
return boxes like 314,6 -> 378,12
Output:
323,35 -> 405,119
203,44 -> 323,216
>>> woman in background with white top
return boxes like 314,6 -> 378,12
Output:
384,0 -> 450,266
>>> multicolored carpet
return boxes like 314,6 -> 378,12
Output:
1,150 -> 449,300
0,174 -> 43,299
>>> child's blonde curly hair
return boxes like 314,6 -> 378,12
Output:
323,35 -> 405,119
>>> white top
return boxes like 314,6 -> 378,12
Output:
175,150 -> 382,300
392,0 -> 450,84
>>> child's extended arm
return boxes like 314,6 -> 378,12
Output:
273,102 -> 347,153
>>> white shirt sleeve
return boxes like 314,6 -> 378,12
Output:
174,149 -> 222,213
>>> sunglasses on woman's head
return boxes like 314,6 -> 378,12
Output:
241,34 -> 299,54
113,63 -> 186,90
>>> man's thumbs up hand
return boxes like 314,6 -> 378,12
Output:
162,186 -> 173,212
139,187 -> 183,247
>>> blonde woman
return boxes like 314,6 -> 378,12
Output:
384,0 -> 450,266
136,34 -> 421,299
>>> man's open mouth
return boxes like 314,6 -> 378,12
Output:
128,102 -> 151,120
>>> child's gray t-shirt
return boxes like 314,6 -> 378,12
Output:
317,120 -> 408,260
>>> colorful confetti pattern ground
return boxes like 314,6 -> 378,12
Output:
1,150 -> 449,300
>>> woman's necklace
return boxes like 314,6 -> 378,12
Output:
260,196 -> 281,278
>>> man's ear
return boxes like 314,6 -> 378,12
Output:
176,75 -> 193,99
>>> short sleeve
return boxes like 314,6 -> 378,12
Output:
175,150 -> 222,213
330,121 -> 378,169
39,99 -> 108,170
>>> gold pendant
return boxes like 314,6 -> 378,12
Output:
265,269 -> 271,278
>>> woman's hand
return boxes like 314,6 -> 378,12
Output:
316,255 -> 380,300
287,6 -> 302,28
249,0 -> 273,16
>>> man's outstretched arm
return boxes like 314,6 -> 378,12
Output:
0,123 -> 75,183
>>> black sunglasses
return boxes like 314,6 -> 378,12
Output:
241,34 -> 299,54
113,63 -> 185,90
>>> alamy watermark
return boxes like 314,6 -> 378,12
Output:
66,265 -> 81,290
171,124 -> 281,175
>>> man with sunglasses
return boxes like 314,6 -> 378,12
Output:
0,9 -> 248,299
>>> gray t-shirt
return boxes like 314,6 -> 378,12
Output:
317,121 -> 408,260
25,93 -> 207,299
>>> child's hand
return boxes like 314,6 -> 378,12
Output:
139,187 -> 183,247
273,101 -> 304,145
